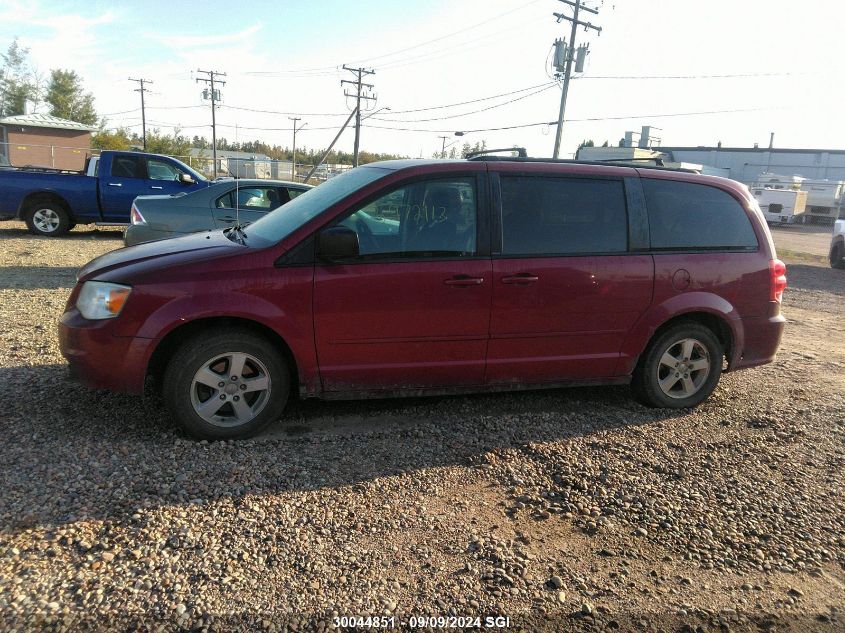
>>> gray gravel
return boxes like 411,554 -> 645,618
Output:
0,221 -> 843,632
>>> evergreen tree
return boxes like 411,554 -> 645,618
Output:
45,69 -> 97,125
0,38 -> 37,117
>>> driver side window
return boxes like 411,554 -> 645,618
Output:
147,158 -> 184,181
336,178 -> 477,258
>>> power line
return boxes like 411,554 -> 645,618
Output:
362,105 -> 783,134
221,105 -> 350,116
370,84 -> 556,123
368,13 -> 544,72
348,0 -> 541,67
576,71 -> 810,79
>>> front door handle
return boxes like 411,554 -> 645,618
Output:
150,186 -> 163,190
107,182 -> 123,187
445,275 -> 484,287
501,274 -> 539,284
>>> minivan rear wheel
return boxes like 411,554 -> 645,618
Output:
632,322 -> 723,409
162,329 -> 289,439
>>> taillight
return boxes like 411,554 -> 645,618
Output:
130,204 -> 146,225
769,258 -> 786,302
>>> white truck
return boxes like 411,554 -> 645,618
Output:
801,179 -> 845,224
752,187 -> 808,224
751,172 -> 843,224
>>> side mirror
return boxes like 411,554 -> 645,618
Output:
317,226 -> 359,260
179,173 -> 196,185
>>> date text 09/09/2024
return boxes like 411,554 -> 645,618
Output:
332,615 -> 511,629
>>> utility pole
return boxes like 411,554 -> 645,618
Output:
128,77 -> 153,151
196,69 -> 226,177
438,135 -> 450,158
551,0 -> 601,158
341,65 -> 376,167
305,108 -> 357,184
289,117 -> 305,180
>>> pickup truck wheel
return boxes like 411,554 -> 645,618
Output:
631,322 -> 723,409
162,329 -> 290,440
830,242 -> 845,269
25,203 -> 71,237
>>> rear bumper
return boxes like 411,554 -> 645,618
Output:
123,225 -> 184,247
732,311 -> 786,370
59,309 -> 154,394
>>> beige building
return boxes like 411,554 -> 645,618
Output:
0,113 -> 96,170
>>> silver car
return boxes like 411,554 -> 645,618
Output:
124,179 -> 312,246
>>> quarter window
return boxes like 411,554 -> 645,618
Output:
642,179 -> 758,250
333,178 -> 477,258
499,176 -> 628,255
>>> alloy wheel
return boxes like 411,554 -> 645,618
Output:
189,352 -> 271,427
656,338 -> 711,399
32,208 -> 61,233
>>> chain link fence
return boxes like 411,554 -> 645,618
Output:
0,142 -> 354,183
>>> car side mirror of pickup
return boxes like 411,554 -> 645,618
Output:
178,173 -> 196,185
317,226 -> 359,261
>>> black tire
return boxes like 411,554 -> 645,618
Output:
162,328 -> 290,440
631,322 -> 723,409
24,202 -> 71,237
830,242 -> 845,269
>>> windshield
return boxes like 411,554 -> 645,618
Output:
244,166 -> 391,245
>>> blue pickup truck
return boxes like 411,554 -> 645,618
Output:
0,150 -> 210,236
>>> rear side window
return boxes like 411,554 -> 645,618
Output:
111,155 -> 146,179
642,179 -> 758,250
499,176 -> 627,255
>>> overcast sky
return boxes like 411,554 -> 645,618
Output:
1,0 -> 843,159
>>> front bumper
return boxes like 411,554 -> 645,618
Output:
59,309 -> 155,394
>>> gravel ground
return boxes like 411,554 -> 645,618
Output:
0,220 -> 843,632
768,225 -> 835,259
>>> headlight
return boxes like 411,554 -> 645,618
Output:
76,281 -> 132,320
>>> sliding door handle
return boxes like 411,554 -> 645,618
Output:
501,274 -> 539,284
445,276 -> 484,287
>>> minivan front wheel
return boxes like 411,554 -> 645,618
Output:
632,323 -> 723,409
163,329 -> 289,439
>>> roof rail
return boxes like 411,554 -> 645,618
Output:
466,147 -> 528,160
461,153 -> 698,173
587,156 -> 667,167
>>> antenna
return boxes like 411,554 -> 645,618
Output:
235,171 -> 240,228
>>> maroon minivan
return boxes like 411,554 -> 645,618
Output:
59,157 -> 786,439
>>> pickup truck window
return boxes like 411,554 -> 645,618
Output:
148,158 -> 184,181
111,155 -> 146,179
